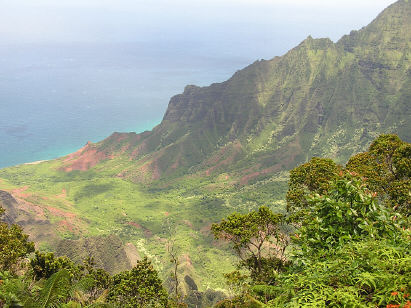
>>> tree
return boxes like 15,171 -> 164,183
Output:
346,134 -> 410,215
30,251 -> 78,280
107,257 -> 169,307
212,206 -> 288,284
258,177 -> 410,307
294,176 -> 403,256
286,135 -> 410,218
0,206 -> 35,271
164,218 -> 184,306
286,157 -> 340,219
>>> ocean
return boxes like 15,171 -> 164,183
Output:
0,42 -> 255,168
0,1 -> 390,168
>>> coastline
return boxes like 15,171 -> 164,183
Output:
24,160 -> 49,165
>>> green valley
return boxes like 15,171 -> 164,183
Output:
0,0 -> 410,306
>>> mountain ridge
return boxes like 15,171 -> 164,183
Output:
58,0 -> 410,185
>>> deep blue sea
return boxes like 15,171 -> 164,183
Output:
0,42 -> 257,168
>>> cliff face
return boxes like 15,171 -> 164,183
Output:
62,0 -> 410,184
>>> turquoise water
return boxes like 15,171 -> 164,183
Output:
0,43 -> 254,168
0,1 -> 392,168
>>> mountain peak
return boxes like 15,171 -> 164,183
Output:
338,0 -> 410,51
59,1 -> 410,184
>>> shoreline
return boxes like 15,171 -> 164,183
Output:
24,160 -> 49,165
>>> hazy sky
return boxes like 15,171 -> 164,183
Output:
1,0 -> 395,48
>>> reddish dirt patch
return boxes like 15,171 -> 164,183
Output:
131,159 -> 161,183
46,206 -> 76,218
126,222 -> 153,237
127,221 -> 142,229
16,199 -> 47,220
181,254 -> 193,268
63,142 -> 90,162
240,164 -> 282,185
131,141 -> 148,159
151,160 -> 161,180
58,219 -> 76,233
120,145 -> 130,153
62,142 -> 111,172
204,141 -> 243,176
56,188 -> 67,199
109,132 -> 128,143
170,156 -> 181,170
11,186 -> 30,198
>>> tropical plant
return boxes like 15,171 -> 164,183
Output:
30,251 -> 79,280
26,269 -> 72,308
0,206 -> 35,272
347,134 -> 411,215
294,175 -> 404,257
253,176 -> 410,307
212,206 -> 289,284
107,257 -> 169,307
286,157 -> 340,222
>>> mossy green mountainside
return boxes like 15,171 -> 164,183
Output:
0,0 -> 410,292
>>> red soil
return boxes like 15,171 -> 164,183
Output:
131,141 -> 148,159
127,221 -> 142,229
200,223 -> 212,236
58,219 -> 76,233
16,199 -> 47,220
205,141 -> 243,176
56,188 -> 67,199
62,142 -> 110,172
11,186 -> 30,198
182,254 -> 193,267
46,206 -> 76,218
239,164 -> 282,185
126,221 -> 153,238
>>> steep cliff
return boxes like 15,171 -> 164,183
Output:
60,0 -> 410,185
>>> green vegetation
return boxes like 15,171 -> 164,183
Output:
0,207 -> 34,272
212,207 -> 289,284
213,135 -> 410,307
0,0 -> 410,306
1,132 -> 410,307
108,258 -> 168,307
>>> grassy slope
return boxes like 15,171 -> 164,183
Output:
0,0 -> 410,291
0,156 -> 288,290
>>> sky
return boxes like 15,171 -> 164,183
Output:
0,0 -> 395,52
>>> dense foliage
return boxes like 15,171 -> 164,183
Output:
213,134 -> 410,307
107,257 -> 169,307
347,134 -> 411,216
0,215 -> 170,307
212,206 -> 289,284
0,134 -> 409,307
0,206 -> 34,272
